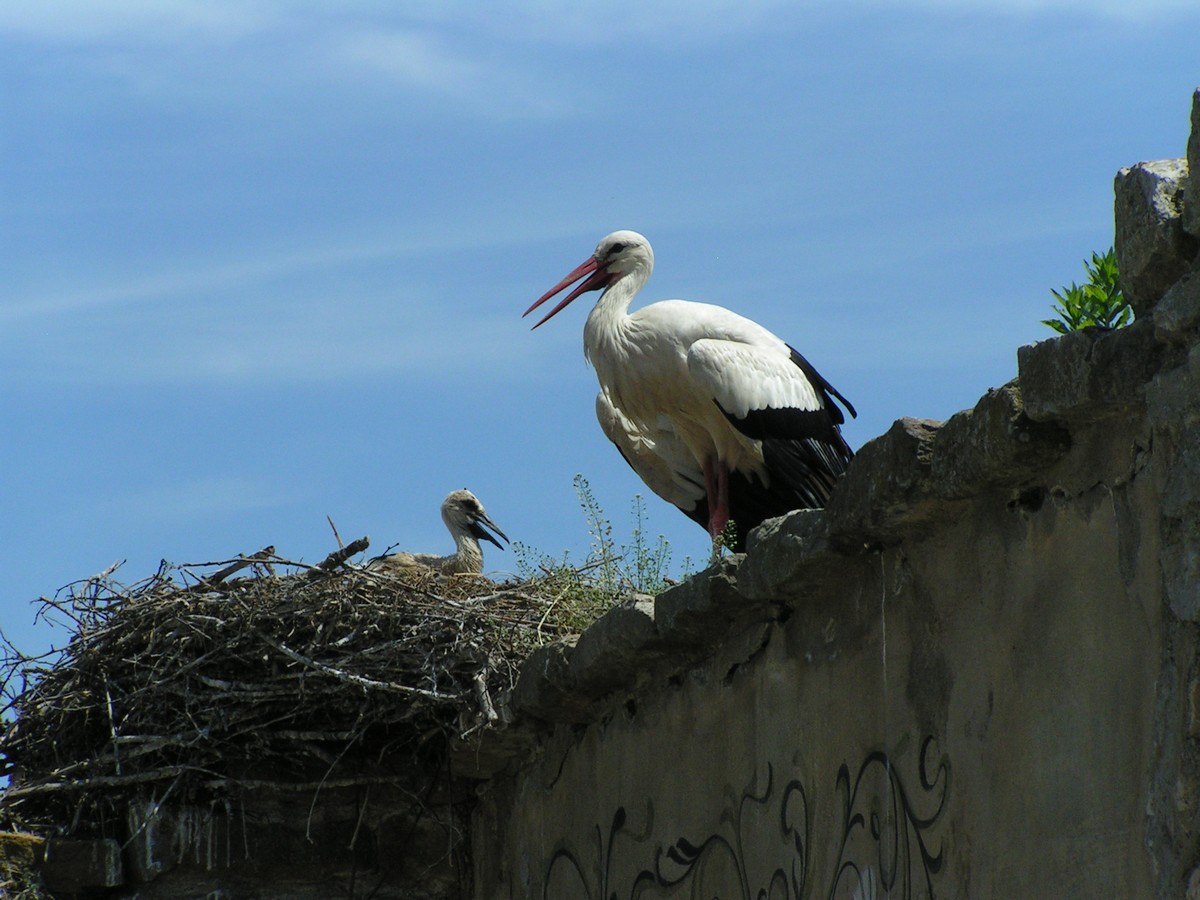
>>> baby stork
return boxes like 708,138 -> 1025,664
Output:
371,489 -> 508,575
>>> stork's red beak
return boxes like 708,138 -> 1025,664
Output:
523,256 -> 611,329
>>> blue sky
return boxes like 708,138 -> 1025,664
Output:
2,1 -> 1197,660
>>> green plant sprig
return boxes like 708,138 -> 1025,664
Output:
1043,247 -> 1131,334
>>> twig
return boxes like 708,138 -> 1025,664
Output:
255,632 -> 451,700
308,536 -> 370,578
472,671 -> 498,724
104,678 -> 120,776
327,515 -> 345,550
347,785 -> 371,851
0,766 -> 194,800
200,774 -> 426,793
185,546 -> 276,592
306,725 -> 369,841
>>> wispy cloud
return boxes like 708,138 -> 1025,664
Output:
0,237 -> 563,388
2,0 -> 1190,124
22,304 -> 535,387
861,0 -> 1199,17
331,28 -> 568,117
1,243 -> 388,329
99,475 -> 294,524
350,0 -> 1200,44
0,216 -> 579,328
0,3 -> 567,118
0,0 -> 273,44
338,30 -> 482,91
1,0 -> 1194,51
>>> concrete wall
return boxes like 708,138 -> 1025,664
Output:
474,433 -> 1164,897
466,90 -> 1200,899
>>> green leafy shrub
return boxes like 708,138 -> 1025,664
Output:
1043,248 -> 1132,333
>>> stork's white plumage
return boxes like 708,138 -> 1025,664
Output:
371,489 -> 508,576
595,393 -> 707,520
525,230 -> 856,550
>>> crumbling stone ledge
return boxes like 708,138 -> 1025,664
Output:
454,310 -> 1196,775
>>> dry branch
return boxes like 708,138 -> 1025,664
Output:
309,536 -> 370,576
255,632 -> 452,700
186,546 -> 276,592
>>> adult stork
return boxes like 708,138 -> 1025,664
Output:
370,489 -> 508,575
524,230 -> 856,551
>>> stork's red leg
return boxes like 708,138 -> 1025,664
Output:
702,457 -> 730,542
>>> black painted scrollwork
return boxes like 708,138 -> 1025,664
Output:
539,737 -> 949,900
829,736 -> 950,900
629,764 -> 809,899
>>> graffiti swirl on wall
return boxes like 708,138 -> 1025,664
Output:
542,736 -> 949,899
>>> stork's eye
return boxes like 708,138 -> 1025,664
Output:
608,241 -> 629,255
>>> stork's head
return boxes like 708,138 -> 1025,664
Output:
593,230 -> 653,279
524,230 -> 654,329
441,489 -> 508,550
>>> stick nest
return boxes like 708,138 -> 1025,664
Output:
0,540 -> 591,834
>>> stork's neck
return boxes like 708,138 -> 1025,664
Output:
447,531 -> 484,574
583,267 -> 648,362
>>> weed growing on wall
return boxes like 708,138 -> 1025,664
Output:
1043,247 -> 1131,333
512,475 -> 690,632
624,491 -> 677,595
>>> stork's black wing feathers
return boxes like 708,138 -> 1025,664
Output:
787,344 -> 857,422
710,348 -> 855,548
724,405 -> 846,446
719,346 -> 855,444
